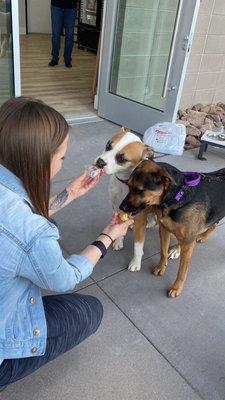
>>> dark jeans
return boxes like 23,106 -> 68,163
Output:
51,5 -> 76,63
0,293 -> 103,388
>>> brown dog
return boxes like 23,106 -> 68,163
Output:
120,159 -> 225,297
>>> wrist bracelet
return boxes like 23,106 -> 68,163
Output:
100,232 -> 114,243
91,240 -> 107,259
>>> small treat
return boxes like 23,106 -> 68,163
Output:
119,212 -> 130,222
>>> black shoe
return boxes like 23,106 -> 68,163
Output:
48,59 -> 58,67
65,62 -> 72,68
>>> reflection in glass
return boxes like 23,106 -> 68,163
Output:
110,0 -> 179,111
80,0 -> 97,26
0,0 -> 13,105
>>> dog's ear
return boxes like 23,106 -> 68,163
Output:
142,145 -> 154,161
121,126 -> 130,133
156,167 -> 176,187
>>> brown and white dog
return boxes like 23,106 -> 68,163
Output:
95,127 -> 155,272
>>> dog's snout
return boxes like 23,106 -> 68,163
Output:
119,199 -> 132,212
96,158 -> 107,169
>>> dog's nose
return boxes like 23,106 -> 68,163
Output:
96,158 -> 107,169
119,199 -> 132,212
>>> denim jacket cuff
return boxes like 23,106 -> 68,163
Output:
67,254 -> 93,282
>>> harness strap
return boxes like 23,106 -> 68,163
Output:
116,176 -> 129,185
161,172 -> 201,208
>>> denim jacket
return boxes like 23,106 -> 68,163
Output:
0,165 -> 93,360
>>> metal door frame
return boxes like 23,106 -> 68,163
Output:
12,0 -> 21,97
96,0 -> 201,133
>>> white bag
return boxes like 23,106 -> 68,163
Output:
143,122 -> 186,156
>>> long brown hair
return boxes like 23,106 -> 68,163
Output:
0,97 -> 69,219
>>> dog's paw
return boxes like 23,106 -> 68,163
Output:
113,237 -> 124,251
152,264 -> 166,276
168,245 -> 180,260
167,286 -> 183,298
128,258 -> 141,272
196,235 -> 207,244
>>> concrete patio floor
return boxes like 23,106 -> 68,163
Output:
3,120 -> 225,400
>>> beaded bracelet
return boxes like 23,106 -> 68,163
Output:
100,232 -> 114,243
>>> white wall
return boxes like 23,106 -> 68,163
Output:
19,0 -> 26,34
27,0 -> 51,34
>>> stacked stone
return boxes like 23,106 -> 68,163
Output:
176,103 -> 225,149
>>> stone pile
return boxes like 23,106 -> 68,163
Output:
176,103 -> 225,149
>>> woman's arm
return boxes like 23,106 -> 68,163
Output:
80,214 -> 133,266
19,214 -> 133,293
49,170 -> 102,216
49,184 -> 76,215
81,234 -> 113,266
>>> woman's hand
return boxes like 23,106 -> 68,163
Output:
102,212 -> 134,241
81,212 -> 134,266
69,170 -> 102,200
49,169 -> 102,215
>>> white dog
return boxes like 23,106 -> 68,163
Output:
95,127 -> 156,272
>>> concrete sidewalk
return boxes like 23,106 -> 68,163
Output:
3,120 -> 225,400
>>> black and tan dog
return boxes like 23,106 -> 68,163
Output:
120,159 -> 225,297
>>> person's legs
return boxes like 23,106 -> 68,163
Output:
50,5 -> 64,64
0,293 -> 103,388
63,8 -> 76,65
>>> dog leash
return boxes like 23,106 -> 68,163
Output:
201,172 -> 225,182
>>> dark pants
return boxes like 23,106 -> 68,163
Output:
0,293 -> 103,388
51,5 -> 76,63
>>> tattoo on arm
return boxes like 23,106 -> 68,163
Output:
50,189 -> 69,211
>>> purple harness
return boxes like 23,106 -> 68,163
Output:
162,172 -> 201,208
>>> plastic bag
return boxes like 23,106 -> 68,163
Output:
143,122 -> 186,156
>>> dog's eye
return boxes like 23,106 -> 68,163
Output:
116,153 -> 127,164
134,188 -> 143,195
105,142 -> 112,151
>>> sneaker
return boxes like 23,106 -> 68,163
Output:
65,62 -> 72,68
48,59 -> 58,67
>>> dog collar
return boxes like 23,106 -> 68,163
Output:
161,172 -> 201,208
116,176 -> 129,185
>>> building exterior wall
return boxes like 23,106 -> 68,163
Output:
180,0 -> 225,108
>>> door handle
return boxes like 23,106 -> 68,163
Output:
168,86 -> 177,91
162,0 -> 184,98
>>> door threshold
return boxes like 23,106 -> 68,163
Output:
66,114 -> 103,125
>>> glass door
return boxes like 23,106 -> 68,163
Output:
98,0 -> 200,134
0,0 -> 20,105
